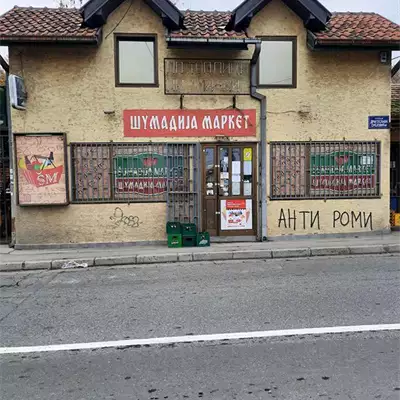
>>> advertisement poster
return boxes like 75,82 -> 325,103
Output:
114,153 -> 183,195
221,199 -> 252,230
310,150 -> 376,195
15,134 -> 68,205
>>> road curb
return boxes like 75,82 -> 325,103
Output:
0,244 -> 397,272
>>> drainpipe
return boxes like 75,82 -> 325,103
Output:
250,42 -> 267,242
1,55 -> 16,247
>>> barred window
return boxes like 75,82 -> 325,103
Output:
270,141 -> 380,199
71,143 -> 198,203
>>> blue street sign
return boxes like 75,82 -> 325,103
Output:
368,116 -> 390,129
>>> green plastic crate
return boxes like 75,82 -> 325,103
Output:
182,236 -> 197,247
196,232 -> 210,247
168,234 -> 182,248
166,222 -> 181,235
181,223 -> 197,237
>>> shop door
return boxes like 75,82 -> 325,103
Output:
0,131 -> 11,244
202,144 -> 256,236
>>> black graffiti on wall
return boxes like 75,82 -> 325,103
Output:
278,208 -> 373,231
110,207 -> 142,228
333,210 -> 372,230
278,209 -> 320,230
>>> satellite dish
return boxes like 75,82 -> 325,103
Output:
8,74 -> 27,110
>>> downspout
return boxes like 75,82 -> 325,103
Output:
1,56 -> 16,247
250,42 -> 267,242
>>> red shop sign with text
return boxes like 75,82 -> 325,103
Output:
123,109 -> 257,137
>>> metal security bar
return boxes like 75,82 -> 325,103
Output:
71,143 -> 199,217
390,143 -> 400,214
270,141 -> 381,200
0,131 -> 11,243
166,143 -> 200,225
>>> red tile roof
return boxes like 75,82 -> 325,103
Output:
0,7 -> 399,45
0,6 -> 98,43
315,12 -> 400,45
170,11 -> 247,39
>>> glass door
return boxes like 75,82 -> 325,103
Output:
202,144 -> 256,236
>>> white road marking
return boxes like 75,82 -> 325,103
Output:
1,324 -> 399,354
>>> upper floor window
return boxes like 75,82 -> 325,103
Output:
115,34 -> 158,87
258,37 -> 297,88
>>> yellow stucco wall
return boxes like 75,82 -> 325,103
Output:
9,0 -> 392,244
247,0 -> 391,237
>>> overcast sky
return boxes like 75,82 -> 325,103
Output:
0,0 -> 399,62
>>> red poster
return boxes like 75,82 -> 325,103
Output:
226,199 -> 247,209
123,109 -> 256,137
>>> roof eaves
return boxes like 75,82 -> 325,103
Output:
229,0 -> 331,31
316,38 -> 400,46
0,35 -> 99,45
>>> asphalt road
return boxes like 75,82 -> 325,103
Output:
0,254 -> 399,399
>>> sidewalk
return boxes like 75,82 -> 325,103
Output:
0,233 -> 399,272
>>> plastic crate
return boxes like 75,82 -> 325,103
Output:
168,234 -> 182,248
181,223 -> 197,237
182,236 -> 196,247
196,232 -> 210,247
166,222 -> 181,235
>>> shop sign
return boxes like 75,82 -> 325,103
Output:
164,59 -> 250,95
221,199 -> 252,230
123,109 -> 257,137
368,116 -> 389,129
311,151 -> 376,192
114,153 -> 183,195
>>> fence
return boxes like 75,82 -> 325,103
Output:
270,141 -> 381,200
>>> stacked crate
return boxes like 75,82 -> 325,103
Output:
166,222 -> 210,248
166,222 -> 182,248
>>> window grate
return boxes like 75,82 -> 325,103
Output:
71,142 -> 199,209
270,141 -> 381,200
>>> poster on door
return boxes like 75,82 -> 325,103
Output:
221,199 -> 252,230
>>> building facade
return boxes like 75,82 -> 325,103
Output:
0,0 -> 399,246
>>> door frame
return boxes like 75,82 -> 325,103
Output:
201,142 -> 258,237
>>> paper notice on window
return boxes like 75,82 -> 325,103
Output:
232,182 -> 241,195
232,161 -> 241,175
244,161 -> 252,175
244,148 -> 252,161
232,174 -> 241,183
244,182 -> 252,196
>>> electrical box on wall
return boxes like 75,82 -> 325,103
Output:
379,51 -> 390,64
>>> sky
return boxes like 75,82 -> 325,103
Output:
0,0 -> 399,62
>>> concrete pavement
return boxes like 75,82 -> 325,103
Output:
0,255 -> 399,346
0,254 -> 399,399
1,331 -> 399,400
0,232 -> 399,271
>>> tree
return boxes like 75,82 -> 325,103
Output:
56,0 -> 83,8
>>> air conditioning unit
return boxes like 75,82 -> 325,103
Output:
8,74 -> 27,110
